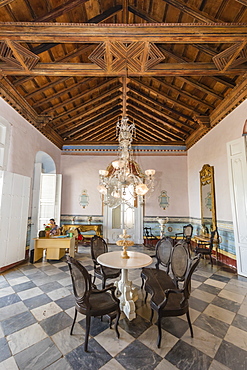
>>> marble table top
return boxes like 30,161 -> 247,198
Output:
97,251 -> 152,270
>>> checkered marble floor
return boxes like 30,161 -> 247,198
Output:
0,244 -> 247,370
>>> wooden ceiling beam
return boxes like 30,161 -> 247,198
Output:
128,106 -> 184,142
129,87 -> 194,129
129,77 -> 201,115
127,109 -> 171,141
162,0 -> 221,23
32,77 -> 93,108
34,0 -> 89,22
129,95 -> 189,136
128,5 -> 159,23
42,80 -> 121,114
58,93 -> 122,131
53,81 -> 121,124
64,105 -> 121,138
0,23 -> 246,43
151,76 -> 215,109
177,76 -> 225,100
25,77 -> 72,98
0,0 -> 14,7
2,62 -> 246,76
80,118 -> 117,141
129,77 -> 195,122
87,5 -> 123,23
128,101 -> 185,140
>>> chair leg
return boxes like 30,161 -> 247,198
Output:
70,308 -> 77,335
84,315 -> 91,352
157,316 -> 162,348
92,275 -> 96,285
141,277 -> 145,290
144,290 -> 148,304
150,308 -> 154,323
210,254 -> 213,266
114,308 -> 121,339
102,278 -> 106,289
186,310 -> 193,338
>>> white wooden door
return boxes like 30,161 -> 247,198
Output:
227,137 -> 247,277
103,193 -> 144,245
0,171 -> 30,269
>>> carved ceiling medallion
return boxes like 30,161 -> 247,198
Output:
89,41 -> 165,72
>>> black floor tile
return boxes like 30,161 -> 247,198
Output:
40,311 -> 73,336
165,340 -> 212,370
12,281 -> 36,293
194,313 -> 229,339
116,340 -> 162,370
2,310 -> 36,336
232,314 -> 247,332
0,293 -> 21,308
0,337 -> 11,362
66,339 -> 112,370
211,296 -> 240,313
119,315 -> 151,338
215,340 -> 247,370
23,293 -> 52,310
160,316 -> 190,338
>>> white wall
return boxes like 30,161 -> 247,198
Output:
0,98 -> 61,178
187,99 -> 247,223
60,153 -> 189,217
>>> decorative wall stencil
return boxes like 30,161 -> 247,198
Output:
79,189 -> 89,208
158,190 -> 169,209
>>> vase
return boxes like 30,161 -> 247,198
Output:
45,231 -> 50,238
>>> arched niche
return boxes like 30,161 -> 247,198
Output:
35,151 -> 56,173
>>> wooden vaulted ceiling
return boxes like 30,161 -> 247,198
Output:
0,0 -> 247,149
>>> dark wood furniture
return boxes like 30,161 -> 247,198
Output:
66,255 -> 120,352
149,254 -> 201,348
141,237 -> 173,302
91,235 -> 121,289
194,229 -> 219,266
142,240 -> 199,347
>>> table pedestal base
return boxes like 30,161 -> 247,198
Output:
115,268 -> 138,321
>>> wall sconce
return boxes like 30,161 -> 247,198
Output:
79,189 -> 89,208
158,190 -> 169,210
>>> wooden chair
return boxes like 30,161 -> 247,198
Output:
66,255 -> 120,352
141,237 -> 174,302
91,235 -> 121,289
194,229 -> 218,266
143,227 -> 158,248
175,223 -> 193,250
149,252 -> 201,348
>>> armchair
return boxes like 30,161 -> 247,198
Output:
91,235 -> 121,289
150,254 -> 201,347
175,224 -> 193,250
194,229 -> 219,266
66,255 -> 120,352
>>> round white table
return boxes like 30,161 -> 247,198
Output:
97,251 -> 152,320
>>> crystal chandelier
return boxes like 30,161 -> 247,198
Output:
97,116 -> 155,208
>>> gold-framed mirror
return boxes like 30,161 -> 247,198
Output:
200,164 -> 217,234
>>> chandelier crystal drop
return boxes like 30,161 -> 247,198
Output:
97,116 -> 155,209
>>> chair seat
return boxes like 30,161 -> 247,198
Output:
142,268 -> 176,306
151,291 -> 188,315
76,290 -> 119,316
95,266 -> 121,279
195,247 -> 210,255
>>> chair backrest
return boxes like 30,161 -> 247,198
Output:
155,237 -> 173,270
170,240 -> 191,284
39,230 -> 46,237
66,255 -> 91,303
183,224 -> 193,239
91,235 -> 108,263
182,254 -> 201,301
208,229 -> 219,250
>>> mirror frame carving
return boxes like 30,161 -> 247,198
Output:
200,164 -> 217,232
